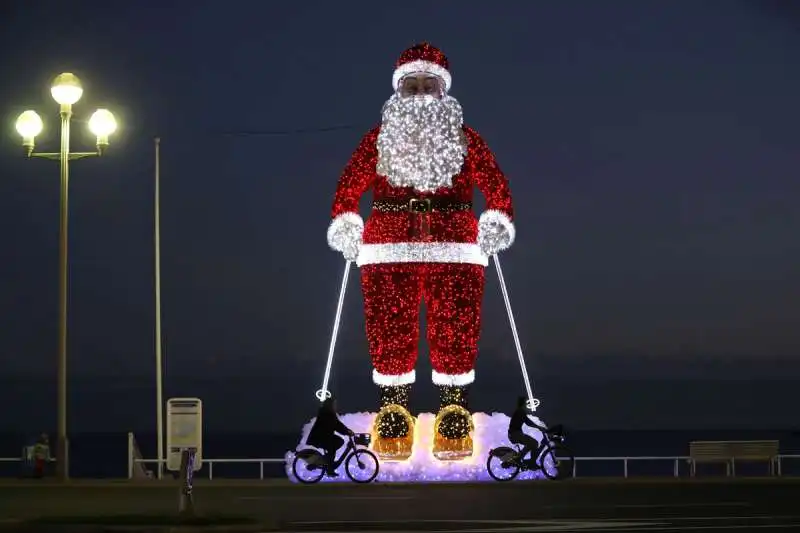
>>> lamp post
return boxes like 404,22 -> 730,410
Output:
14,73 -> 117,481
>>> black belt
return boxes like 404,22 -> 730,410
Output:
373,197 -> 472,214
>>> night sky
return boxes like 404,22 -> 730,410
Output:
1,1 -> 799,433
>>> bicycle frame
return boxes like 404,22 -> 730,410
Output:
327,435 -> 357,470
487,427 -> 573,482
299,434 -> 362,471
510,444 -> 543,470
510,429 -> 564,467
294,432 -> 380,484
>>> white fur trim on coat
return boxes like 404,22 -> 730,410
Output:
356,242 -> 488,267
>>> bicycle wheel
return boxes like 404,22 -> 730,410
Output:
486,447 -> 520,482
345,449 -> 379,483
292,449 -> 326,484
540,442 -> 575,480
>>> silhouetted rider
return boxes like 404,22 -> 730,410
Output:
508,396 -> 548,465
306,397 -> 354,477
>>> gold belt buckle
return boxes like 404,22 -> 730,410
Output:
408,198 -> 432,213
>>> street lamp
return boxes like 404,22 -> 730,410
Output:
14,72 -> 117,481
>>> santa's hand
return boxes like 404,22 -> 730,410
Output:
341,240 -> 361,262
477,210 -> 516,256
327,212 -> 364,262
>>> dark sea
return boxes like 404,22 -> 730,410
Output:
3,374 -> 800,479
3,429 -> 800,479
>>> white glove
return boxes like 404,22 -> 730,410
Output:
327,212 -> 364,262
341,238 -> 361,262
477,210 -> 515,256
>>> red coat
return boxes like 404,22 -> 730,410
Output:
328,125 -> 515,267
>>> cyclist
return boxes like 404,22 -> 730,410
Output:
508,396 -> 548,466
306,397 -> 354,477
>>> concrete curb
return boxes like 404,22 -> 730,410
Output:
0,520 -> 281,533
0,476 -> 798,488
1,527 -> 276,533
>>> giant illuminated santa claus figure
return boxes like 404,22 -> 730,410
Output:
326,43 -> 515,461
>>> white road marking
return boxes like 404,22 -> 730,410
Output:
596,522 -> 800,533
428,526 -> 661,533
287,517 -> 800,532
280,525 -> 660,533
612,502 -> 751,509
533,502 -> 752,511
288,519 -> 664,531
275,525 -> 800,533
645,516 -> 795,522
239,495 -> 415,501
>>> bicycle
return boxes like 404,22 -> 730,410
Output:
486,424 -> 575,481
292,432 -> 380,484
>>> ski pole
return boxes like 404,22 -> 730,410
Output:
316,260 -> 352,402
492,254 -> 540,412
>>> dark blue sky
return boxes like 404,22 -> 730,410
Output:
1,1 -> 799,431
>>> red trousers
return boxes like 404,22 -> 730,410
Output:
361,263 -> 485,386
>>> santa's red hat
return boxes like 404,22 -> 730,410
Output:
392,42 -> 452,92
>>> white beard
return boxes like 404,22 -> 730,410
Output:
376,93 -> 468,193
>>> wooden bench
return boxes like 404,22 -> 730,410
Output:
688,440 -> 779,476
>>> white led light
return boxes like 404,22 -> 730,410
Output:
431,370 -> 475,386
373,369 -> 416,386
287,411 -> 556,482
357,242 -> 487,267
477,209 -> 515,256
392,60 -> 452,92
376,94 -> 467,193
327,212 -> 364,261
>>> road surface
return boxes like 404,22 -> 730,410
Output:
0,478 -> 798,531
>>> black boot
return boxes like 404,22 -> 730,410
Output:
376,384 -> 412,438
373,384 -> 415,460
436,385 -> 471,440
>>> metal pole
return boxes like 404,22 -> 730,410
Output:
178,448 -> 196,517
315,260 -> 352,402
492,254 -> 538,410
155,137 -> 164,480
56,107 -> 72,481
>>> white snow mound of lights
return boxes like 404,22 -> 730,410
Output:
285,411 -> 556,483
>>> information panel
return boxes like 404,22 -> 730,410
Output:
166,397 -> 203,472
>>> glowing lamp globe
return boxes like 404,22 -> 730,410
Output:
88,109 -> 117,147
15,110 -> 43,141
51,73 -> 83,106
16,110 -> 43,154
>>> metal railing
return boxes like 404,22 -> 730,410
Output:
567,454 -> 800,478
132,457 -> 285,480
3,449 -> 798,481
126,453 -> 800,481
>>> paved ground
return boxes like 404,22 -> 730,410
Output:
0,478 -> 798,531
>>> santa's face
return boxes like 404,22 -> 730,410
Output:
399,74 -> 444,99
376,73 -> 467,193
